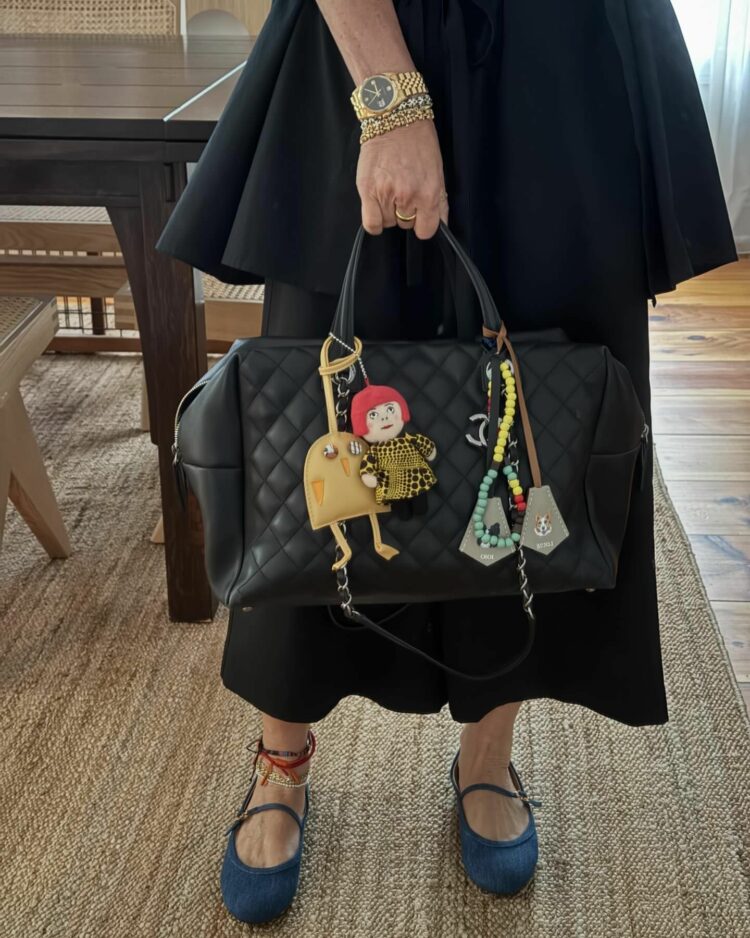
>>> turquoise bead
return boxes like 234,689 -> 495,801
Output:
502,466 -> 513,476
481,534 -> 491,546
488,469 -> 498,479
511,532 -> 521,542
490,535 -> 499,546
507,471 -> 517,481
504,537 -> 514,548
473,513 -> 483,523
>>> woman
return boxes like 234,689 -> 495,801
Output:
156,0 -> 737,923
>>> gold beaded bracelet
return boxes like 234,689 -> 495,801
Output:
359,103 -> 435,145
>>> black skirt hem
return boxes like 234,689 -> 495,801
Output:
220,676 -> 670,729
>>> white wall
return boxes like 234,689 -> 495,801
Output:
186,10 -> 249,36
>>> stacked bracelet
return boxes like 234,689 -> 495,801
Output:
359,94 -> 435,144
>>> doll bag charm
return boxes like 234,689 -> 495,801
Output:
303,334 -> 437,569
351,382 -> 437,517
303,335 -> 396,571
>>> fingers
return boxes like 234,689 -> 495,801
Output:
389,182 -> 447,238
363,188 -> 449,238
439,191 -> 450,226
393,197 -> 417,231
360,190 -> 384,236
411,185 -> 446,240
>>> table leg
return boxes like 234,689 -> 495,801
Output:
109,163 -> 217,622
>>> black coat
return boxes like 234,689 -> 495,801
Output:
156,0 -> 736,301
157,0 -> 737,727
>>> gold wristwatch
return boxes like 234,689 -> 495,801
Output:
350,70 -> 429,121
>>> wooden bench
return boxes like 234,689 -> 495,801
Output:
0,205 -> 127,345
0,296 -> 71,558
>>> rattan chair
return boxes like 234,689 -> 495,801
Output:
0,0 -> 178,34
185,0 -> 269,35
0,296 -> 71,558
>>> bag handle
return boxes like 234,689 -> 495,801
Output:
330,220 -> 502,348
329,221 -> 542,488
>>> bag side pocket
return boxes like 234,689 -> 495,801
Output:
584,443 -> 641,585
183,465 -> 245,605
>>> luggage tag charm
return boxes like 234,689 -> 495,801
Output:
459,497 -> 515,566
520,485 -> 569,555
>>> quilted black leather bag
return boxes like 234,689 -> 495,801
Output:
173,222 -> 648,680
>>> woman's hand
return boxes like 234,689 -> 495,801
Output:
356,119 -> 448,240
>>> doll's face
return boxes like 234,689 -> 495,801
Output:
363,401 -> 404,443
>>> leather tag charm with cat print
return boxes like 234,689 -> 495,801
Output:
520,485 -> 569,555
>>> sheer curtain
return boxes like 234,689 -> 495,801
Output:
672,0 -> 749,252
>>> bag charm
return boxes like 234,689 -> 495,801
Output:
350,384 -> 438,506
303,337 -> 399,571
461,350 -> 568,559
460,355 -> 526,561
520,485 -> 570,553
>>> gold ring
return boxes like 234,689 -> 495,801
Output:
395,207 -> 418,222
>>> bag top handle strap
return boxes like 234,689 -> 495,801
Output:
330,220 -> 502,349
326,221 -> 543,488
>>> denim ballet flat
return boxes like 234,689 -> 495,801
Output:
220,772 -> 310,924
450,749 -> 542,895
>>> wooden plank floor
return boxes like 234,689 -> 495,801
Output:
651,256 -> 750,713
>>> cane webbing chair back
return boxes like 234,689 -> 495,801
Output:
0,0 -> 178,35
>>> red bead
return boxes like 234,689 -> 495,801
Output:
513,494 -> 524,504
517,501 -> 527,511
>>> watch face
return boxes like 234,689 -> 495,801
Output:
359,75 -> 396,112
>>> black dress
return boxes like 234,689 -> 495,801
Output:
156,0 -> 737,727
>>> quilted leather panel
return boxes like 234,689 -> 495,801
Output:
178,336 -> 645,607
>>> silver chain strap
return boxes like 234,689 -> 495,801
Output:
330,361 -> 357,617
516,546 -> 536,623
503,362 -> 535,625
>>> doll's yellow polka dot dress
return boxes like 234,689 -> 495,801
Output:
360,432 -> 437,504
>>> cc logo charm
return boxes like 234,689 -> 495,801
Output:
465,413 -> 489,448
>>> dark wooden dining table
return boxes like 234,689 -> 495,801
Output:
0,35 -> 255,621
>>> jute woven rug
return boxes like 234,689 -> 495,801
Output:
2,354 -> 749,938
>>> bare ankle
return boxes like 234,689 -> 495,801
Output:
459,727 -> 512,768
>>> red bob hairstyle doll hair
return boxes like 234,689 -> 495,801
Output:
351,384 -> 411,437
